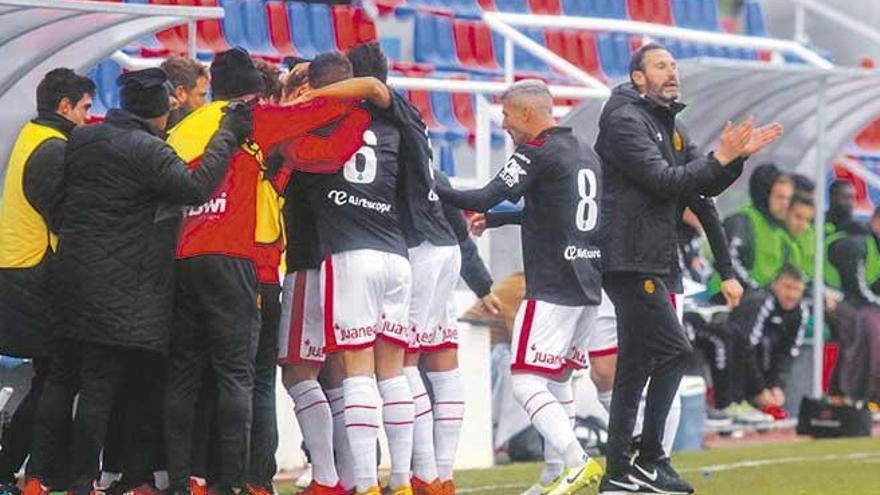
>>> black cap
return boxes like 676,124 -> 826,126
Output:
117,67 -> 170,119
211,47 -> 265,100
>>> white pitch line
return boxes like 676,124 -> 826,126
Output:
454,452 -> 880,493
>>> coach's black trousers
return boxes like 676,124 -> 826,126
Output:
164,255 -> 260,492
248,282 -> 280,488
603,273 -> 692,475
0,357 -> 49,483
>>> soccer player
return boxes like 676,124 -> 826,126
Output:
290,52 -> 414,495
435,79 -> 605,495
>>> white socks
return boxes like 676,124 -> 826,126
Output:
289,380 -> 338,488
597,389 -> 612,413
541,379 -> 575,484
378,376 -> 415,489
427,369 -> 465,481
511,374 -> 585,469
404,366 -> 438,483
327,387 -> 355,490
343,377 -> 381,492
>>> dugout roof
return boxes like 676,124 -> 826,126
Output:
563,59 -> 880,211
0,0 -> 222,185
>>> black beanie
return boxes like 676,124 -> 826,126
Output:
211,47 -> 265,100
117,67 -> 170,119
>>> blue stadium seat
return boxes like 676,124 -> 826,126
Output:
241,0 -> 276,55
744,0 -> 767,36
308,3 -> 336,53
596,33 -> 629,79
672,0 -> 719,31
494,0 -> 529,13
450,0 -> 483,18
434,15 -> 463,70
598,0 -> 627,18
414,13 -> 438,65
287,2 -> 317,59
491,29 -> 548,74
437,139 -> 456,176
88,59 -> 122,114
221,1 -> 249,49
430,90 -> 468,142
561,0 -> 587,16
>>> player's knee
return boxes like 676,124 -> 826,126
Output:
590,355 -> 616,392
510,372 -> 547,406
281,363 -> 320,390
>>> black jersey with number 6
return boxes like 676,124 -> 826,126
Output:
493,127 -> 602,306
303,108 -> 408,259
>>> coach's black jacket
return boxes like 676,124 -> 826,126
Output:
595,83 -> 742,291
51,109 -> 237,355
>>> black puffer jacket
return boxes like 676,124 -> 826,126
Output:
53,109 -> 238,354
595,83 -> 743,285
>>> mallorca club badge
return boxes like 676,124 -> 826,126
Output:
673,130 -> 683,152
644,279 -> 656,294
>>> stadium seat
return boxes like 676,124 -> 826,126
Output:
744,0 -> 768,36
241,0 -> 279,56
671,0 -> 719,31
529,0 -> 562,15
627,0 -> 673,25
430,90 -> 469,142
449,84 -> 505,144
265,1 -> 296,56
596,32 -> 630,79
88,59 -> 122,114
308,3 -> 337,54
220,1 -> 248,49
453,20 -> 480,69
494,0 -> 528,13
856,119 -> 880,151
287,2 -> 318,58
477,0 -> 496,11
472,22 -> 502,72
414,14 -> 461,70
437,140 -> 455,176
562,30 -> 602,78
333,6 -> 359,51
448,0 -> 483,18
147,0 -> 190,54
193,0 -> 230,53
353,9 -> 378,44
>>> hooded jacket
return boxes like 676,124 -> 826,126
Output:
53,109 -> 238,354
594,83 -> 742,290
720,163 -> 791,290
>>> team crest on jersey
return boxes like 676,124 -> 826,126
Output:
673,131 -> 683,152
643,279 -> 655,294
499,155 -> 528,187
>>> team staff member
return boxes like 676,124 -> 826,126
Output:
0,68 -> 94,492
594,42 -> 782,494
161,56 -> 210,128
23,67 -> 251,495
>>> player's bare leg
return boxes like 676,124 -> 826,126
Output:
591,353 -> 617,412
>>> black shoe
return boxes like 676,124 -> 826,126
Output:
0,482 -> 21,495
629,457 -> 694,494
598,470 -> 644,494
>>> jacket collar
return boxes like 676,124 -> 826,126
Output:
105,108 -> 163,137
32,111 -> 76,137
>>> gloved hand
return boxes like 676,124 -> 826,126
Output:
220,100 -> 254,144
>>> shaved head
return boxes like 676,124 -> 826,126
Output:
500,79 -> 555,146
501,79 -> 553,117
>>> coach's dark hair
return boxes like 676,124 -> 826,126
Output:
308,52 -> 353,89
347,42 -> 388,83
776,264 -> 805,283
160,56 -> 208,92
37,68 -> 95,114
629,42 -> 668,85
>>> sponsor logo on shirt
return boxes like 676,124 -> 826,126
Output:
327,189 -> 392,214
563,246 -> 601,261
499,154 -> 529,187
184,192 -> 228,217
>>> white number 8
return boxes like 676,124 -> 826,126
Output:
343,130 -> 378,184
576,168 -> 598,232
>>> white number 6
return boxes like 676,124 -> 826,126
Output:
343,130 -> 378,184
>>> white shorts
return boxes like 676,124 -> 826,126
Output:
321,249 -> 412,352
589,289 -> 619,359
407,242 -> 462,352
510,290 -> 618,374
278,270 -> 325,365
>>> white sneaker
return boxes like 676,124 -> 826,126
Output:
295,464 -> 313,488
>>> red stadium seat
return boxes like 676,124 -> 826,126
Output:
353,9 -> 378,43
332,6 -> 359,50
627,0 -> 673,25
477,0 -> 496,11
266,2 -> 296,56
149,0 -> 189,54
192,0 -> 230,53
529,0 -> 561,14
575,31 -> 603,78
856,118 -> 880,151
471,23 -> 501,71
453,20 -> 479,68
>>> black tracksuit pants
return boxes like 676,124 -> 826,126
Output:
603,273 -> 693,475
164,255 -> 260,491
248,282 -> 280,487
683,312 -> 738,409
28,340 -> 162,495
0,357 -> 50,483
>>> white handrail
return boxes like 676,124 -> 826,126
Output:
386,76 -> 607,99
787,0 -> 880,46
484,11 -> 833,69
